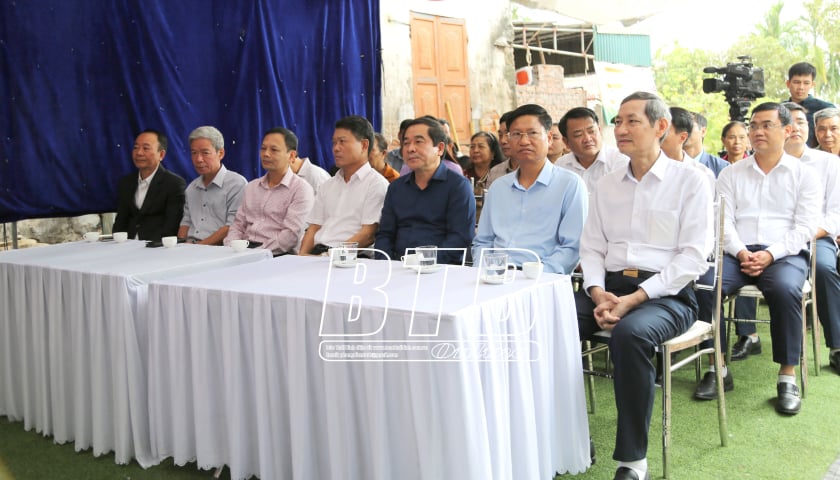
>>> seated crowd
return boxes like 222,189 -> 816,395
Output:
113,61 -> 840,480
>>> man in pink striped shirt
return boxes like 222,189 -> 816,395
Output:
224,127 -> 315,255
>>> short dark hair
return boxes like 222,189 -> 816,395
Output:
691,112 -> 708,129
669,107 -> 694,135
398,118 -> 413,141
788,62 -> 817,80
403,116 -> 448,146
335,115 -> 375,148
620,91 -> 670,126
262,127 -> 298,150
373,133 -> 388,154
506,104 -> 552,132
782,101 -> 807,114
558,107 -> 598,138
499,111 -> 512,128
720,121 -> 747,139
751,102 -> 792,126
470,131 -> 504,168
139,129 -> 168,152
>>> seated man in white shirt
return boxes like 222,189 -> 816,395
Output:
577,92 -> 712,480
660,106 -> 716,192
178,126 -> 247,245
299,115 -> 389,255
555,107 -> 628,194
693,102 -> 821,415
782,102 -> 840,375
289,155 -> 331,196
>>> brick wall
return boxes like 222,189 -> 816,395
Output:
515,64 -> 587,122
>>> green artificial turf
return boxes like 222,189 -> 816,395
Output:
564,320 -> 840,480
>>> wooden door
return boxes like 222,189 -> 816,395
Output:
410,13 -> 471,147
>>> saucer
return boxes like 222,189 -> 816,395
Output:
481,274 -> 506,285
407,264 -> 442,274
333,260 -> 358,268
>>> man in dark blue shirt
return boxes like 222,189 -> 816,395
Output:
786,62 -> 835,148
375,117 -> 475,265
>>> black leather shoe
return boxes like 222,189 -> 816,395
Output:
730,335 -> 761,361
693,370 -> 733,400
614,466 -> 650,480
776,382 -> 801,415
830,351 -> 840,375
590,437 -> 596,465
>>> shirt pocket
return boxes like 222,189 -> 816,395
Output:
648,210 -> 678,246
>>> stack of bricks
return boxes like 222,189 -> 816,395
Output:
515,64 -> 586,122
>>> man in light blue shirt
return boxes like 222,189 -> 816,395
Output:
472,104 -> 587,273
179,126 -> 247,245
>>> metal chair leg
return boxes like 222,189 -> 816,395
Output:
662,346 -> 673,479
584,341 -> 596,414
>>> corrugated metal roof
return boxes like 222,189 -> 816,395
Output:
594,32 -> 651,67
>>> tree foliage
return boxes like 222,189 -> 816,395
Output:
654,1 -> 839,154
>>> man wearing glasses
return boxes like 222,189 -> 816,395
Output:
694,102 -> 821,415
472,103 -> 587,273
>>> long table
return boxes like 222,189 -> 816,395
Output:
145,255 -> 590,479
0,240 -> 271,466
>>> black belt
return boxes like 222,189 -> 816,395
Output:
606,269 -> 657,281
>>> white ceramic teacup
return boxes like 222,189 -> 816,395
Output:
230,239 -> 250,252
522,261 -> 544,279
401,253 -> 420,267
112,232 -> 128,243
162,236 -> 178,248
83,232 -> 100,242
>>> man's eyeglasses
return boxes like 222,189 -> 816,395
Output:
506,131 -> 545,142
747,122 -> 782,133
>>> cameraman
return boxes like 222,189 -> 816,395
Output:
786,62 -> 835,147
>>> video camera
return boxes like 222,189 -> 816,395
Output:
702,56 -> 765,122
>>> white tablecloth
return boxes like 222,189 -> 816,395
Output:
146,255 -> 590,479
0,240 -> 271,465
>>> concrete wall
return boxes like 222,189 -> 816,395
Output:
379,0 -> 516,143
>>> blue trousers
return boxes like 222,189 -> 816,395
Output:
697,246 -> 808,366
577,275 -> 696,462
814,237 -> 840,348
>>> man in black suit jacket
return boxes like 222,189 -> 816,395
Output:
113,129 -> 186,241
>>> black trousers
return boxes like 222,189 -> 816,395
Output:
576,274 -> 697,462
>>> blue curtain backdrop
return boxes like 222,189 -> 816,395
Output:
0,0 -> 381,222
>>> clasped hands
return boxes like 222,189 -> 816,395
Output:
589,287 -> 649,331
737,249 -> 773,277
